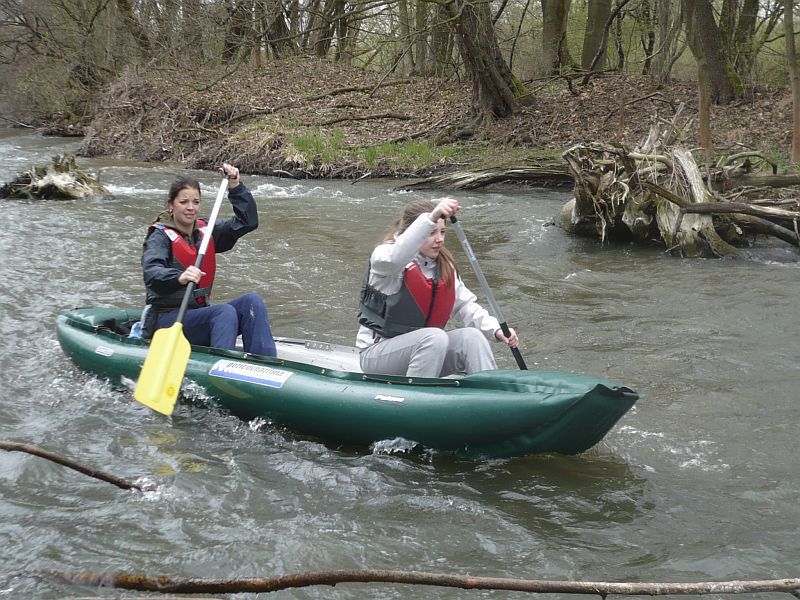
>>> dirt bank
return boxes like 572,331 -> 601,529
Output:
79,57 -> 794,180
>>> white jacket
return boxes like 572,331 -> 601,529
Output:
356,213 -> 500,350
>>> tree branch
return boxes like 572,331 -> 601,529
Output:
317,112 -> 413,126
40,570 -> 800,596
0,441 -> 142,491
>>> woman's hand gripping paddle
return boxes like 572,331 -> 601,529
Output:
133,177 -> 229,415
449,216 -> 528,370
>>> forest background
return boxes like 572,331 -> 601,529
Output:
0,0 -> 797,179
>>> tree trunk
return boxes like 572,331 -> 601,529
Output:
302,0 -> 322,50
222,0 -> 254,62
286,0 -> 300,38
651,0 -> 683,85
785,0 -> 800,165
639,0 -> 655,75
731,0 -> 759,81
414,0 -> 429,75
697,60 -> 714,177
429,4 -> 453,74
115,0 -> 152,58
718,0 -> 736,50
333,0 -> 351,64
717,0 -> 761,84
682,0 -> 741,104
397,0 -> 415,75
541,0 -> 572,75
181,0 -> 203,62
253,0 -> 264,67
257,0 -> 297,58
341,0 -> 363,66
312,0 -> 336,57
613,4 -> 624,70
509,0 -> 533,72
447,0 -> 519,122
581,0 -> 611,71
158,0 -> 177,55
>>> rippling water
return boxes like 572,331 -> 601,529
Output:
1,130 -> 799,598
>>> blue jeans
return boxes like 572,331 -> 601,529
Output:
154,292 -> 276,357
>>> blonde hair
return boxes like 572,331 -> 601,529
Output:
383,199 -> 456,285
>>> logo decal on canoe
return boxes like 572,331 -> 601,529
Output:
95,345 -> 114,357
374,394 -> 405,404
209,360 -> 293,388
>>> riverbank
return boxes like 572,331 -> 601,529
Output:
78,57 -> 794,179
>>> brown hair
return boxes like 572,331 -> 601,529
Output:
383,199 -> 456,285
167,176 -> 201,206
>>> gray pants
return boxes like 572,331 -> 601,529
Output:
359,327 -> 497,378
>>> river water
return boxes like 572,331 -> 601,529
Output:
0,129 -> 798,598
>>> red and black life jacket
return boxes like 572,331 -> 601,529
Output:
145,219 -> 217,309
357,260 -> 456,338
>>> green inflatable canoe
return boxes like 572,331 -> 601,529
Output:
56,307 -> 639,459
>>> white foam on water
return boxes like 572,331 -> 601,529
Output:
252,182 -> 327,198
104,184 -> 164,196
371,437 -> 420,455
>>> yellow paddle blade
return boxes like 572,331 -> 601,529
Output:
133,322 -> 192,416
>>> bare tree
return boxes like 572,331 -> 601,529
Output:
116,0 -> 152,57
581,0 -> 611,71
446,0 -> 519,122
259,0 -> 299,58
222,0 -> 255,62
719,0 -> 759,81
428,3 -> 454,75
785,0 -> 800,164
397,0 -> 415,74
638,0 -> 655,74
414,0 -> 429,75
541,0 -> 572,74
650,0 -> 684,85
682,0 -> 742,103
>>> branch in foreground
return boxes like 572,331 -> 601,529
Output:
42,570 -> 800,596
0,441 -> 142,491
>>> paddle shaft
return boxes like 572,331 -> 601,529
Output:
174,178 -> 229,323
449,216 -> 528,370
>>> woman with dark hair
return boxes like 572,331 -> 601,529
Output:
140,163 -> 276,356
356,197 -> 518,377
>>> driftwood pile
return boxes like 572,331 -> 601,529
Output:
558,111 -> 800,258
0,153 -> 110,200
400,109 -> 800,259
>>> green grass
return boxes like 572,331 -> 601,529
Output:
758,148 -> 792,171
362,140 -> 458,170
250,124 -> 564,174
290,129 -> 347,163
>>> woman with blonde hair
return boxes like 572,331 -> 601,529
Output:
356,197 -> 519,377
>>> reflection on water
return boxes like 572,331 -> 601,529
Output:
1,131 -> 799,597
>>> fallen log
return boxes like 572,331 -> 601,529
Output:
679,201 -> 800,221
720,173 -> 800,191
655,148 -> 738,257
729,213 -> 800,247
397,163 -> 572,190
